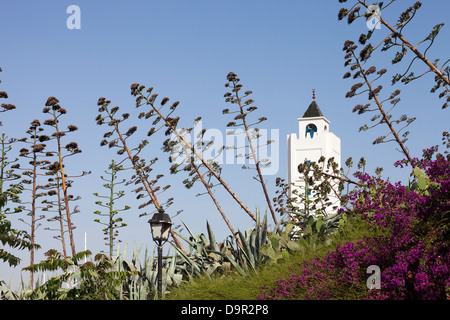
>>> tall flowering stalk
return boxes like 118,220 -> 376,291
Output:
167,118 -> 241,244
338,0 -> 450,109
41,161 -> 68,257
15,120 -> 50,287
132,83 -> 258,224
93,160 -> 130,258
342,39 -> 415,165
43,97 -> 88,257
0,67 -> 16,116
96,96 -> 186,253
222,72 -> 279,230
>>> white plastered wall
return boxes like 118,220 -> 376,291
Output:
287,116 -> 341,216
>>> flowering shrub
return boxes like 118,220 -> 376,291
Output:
259,147 -> 450,300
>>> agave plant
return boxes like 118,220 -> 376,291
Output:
171,220 -> 236,279
171,209 -> 280,278
230,208 -> 270,273
0,267 -> 56,300
113,242 -> 183,299
0,279 -> 29,300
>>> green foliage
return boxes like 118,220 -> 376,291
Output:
260,223 -> 297,262
169,207 -> 352,296
0,205 -> 380,300
17,242 -> 185,300
19,248 -> 138,300
299,212 -> 348,248
231,208 -> 271,273
171,209 -> 278,280
0,184 -> 38,267
0,133 -> 21,211
166,257 -> 297,300
166,214 -> 382,300
407,167 -> 441,196
0,133 -> 30,266
10,241 -> 186,300
260,212 -> 348,263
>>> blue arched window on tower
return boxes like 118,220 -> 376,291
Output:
305,123 -> 317,138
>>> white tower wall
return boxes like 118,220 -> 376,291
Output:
287,102 -> 341,217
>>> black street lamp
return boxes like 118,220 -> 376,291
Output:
148,208 -> 173,298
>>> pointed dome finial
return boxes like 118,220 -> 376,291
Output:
312,89 -> 316,100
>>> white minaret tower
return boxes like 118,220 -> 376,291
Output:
287,90 -> 341,217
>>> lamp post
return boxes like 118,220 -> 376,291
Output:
148,208 -> 173,298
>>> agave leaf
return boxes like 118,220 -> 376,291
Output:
255,207 -> 261,238
181,220 -> 197,241
254,209 -> 269,262
205,261 -> 220,278
198,233 -> 209,254
142,246 -> 149,276
238,230 -> 255,269
139,282 -> 148,300
260,210 -> 268,245
171,273 -> 183,286
428,181 -> 441,189
167,250 -> 177,281
122,259 -> 136,272
173,230 -> 196,251
255,209 -> 261,258
249,229 -> 258,262
148,270 -> 157,286
169,242 -> 201,276
132,241 -> 143,266
121,242 -> 129,265
147,248 -> 156,279
206,220 -> 217,252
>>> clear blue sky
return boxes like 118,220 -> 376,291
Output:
1,0 -> 449,289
